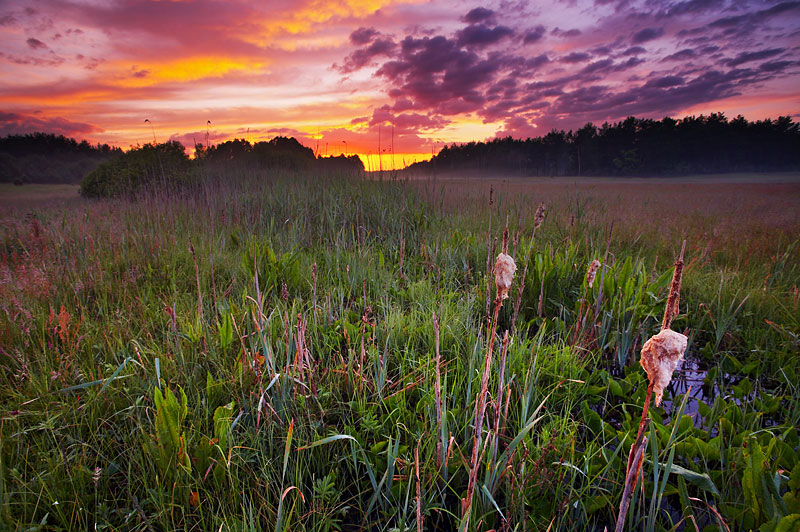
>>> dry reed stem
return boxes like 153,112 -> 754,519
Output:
433,312 -> 443,468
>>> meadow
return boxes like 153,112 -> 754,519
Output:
1,172 -> 799,531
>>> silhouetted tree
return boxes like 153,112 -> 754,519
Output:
409,114 -> 800,177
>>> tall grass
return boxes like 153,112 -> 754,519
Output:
1,172 -> 798,531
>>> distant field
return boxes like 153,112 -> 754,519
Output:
0,183 -> 80,211
410,172 -> 800,262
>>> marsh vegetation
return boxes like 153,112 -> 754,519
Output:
1,170 -> 798,531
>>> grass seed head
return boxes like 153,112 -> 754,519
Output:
534,203 -> 546,230
639,328 -> 687,406
586,259 -> 601,288
494,252 -> 517,300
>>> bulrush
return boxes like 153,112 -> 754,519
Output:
494,252 -> 517,300
533,202 -> 546,231
616,240 -> 687,532
586,259 -> 601,288
640,328 -> 688,406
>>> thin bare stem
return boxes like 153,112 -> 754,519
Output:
433,312 -> 443,469
415,441 -> 423,532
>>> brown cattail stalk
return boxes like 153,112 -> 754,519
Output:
513,202 -> 546,327
586,259 -> 601,289
464,242 -> 516,528
661,240 -> 686,330
485,186 -> 494,324
616,240 -> 688,532
615,435 -> 649,532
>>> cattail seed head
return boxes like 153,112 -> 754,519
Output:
639,328 -> 687,406
494,252 -> 517,300
534,203 -> 546,230
586,259 -> 601,288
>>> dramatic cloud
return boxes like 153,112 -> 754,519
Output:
0,0 -> 798,162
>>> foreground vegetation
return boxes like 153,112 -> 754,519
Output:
1,172 -> 798,531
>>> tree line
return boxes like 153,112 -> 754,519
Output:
0,133 -> 121,184
408,114 -> 800,176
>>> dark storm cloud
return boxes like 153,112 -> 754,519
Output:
631,27 -> 665,44
456,24 -> 513,47
462,7 -> 495,24
725,48 -> 786,67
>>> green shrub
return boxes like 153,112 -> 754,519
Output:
80,141 -> 194,197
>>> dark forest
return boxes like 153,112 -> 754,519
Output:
409,114 -> 800,176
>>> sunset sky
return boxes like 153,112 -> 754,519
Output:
1,0 -> 799,168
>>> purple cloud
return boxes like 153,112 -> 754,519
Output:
462,7 -> 495,24
523,25 -> 546,44
632,27 -> 664,44
26,37 -> 47,49
725,48 -> 786,67
0,111 -> 101,137
456,24 -> 513,47
561,52 -> 591,63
